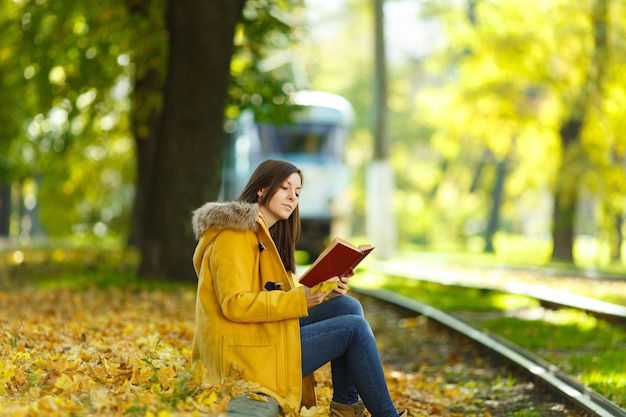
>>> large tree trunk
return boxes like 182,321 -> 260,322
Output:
139,0 -> 245,280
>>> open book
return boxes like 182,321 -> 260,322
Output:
298,238 -> 375,288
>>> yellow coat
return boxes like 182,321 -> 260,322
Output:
191,201 -> 314,410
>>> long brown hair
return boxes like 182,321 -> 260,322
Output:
238,159 -> 302,273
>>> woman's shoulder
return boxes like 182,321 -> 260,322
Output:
192,201 -> 259,239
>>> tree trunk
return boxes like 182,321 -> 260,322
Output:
0,183 -> 10,236
611,214 -> 623,262
484,157 -> 507,253
551,183 -> 578,262
138,0 -> 245,280
551,118 -> 581,262
469,149 -> 489,193
373,0 -> 388,161
367,0 -> 396,258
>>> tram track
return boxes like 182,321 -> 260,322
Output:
369,260 -> 626,324
353,286 -> 626,417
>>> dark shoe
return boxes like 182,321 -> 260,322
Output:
329,400 -> 366,417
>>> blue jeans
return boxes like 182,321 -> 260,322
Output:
300,296 -> 400,417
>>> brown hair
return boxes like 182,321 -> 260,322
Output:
238,159 -> 302,273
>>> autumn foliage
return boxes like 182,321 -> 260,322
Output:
1,251 -> 490,417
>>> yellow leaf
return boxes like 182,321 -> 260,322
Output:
53,373 -> 74,391
299,405 -> 326,416
197,390 -> 218,405
247,392 -> 268,402
310,281 -> 349,293
28,386 -> 41,399
37,395 -> 60,412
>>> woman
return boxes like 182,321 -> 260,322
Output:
191,159 -> 407,417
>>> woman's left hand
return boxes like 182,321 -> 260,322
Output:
326,275 -> 349,299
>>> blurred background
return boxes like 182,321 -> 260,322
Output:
1,0 -> 625,281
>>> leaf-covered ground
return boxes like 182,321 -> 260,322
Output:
1,281 -> 589,417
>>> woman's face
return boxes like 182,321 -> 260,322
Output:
259,172 -> 301,227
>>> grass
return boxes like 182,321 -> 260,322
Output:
567,350 -> 626,402
0,246 -> 191,293
478,311 -> 626,405
507,411 -> 543,417
400,233 -> 626,277
479,310 -> 626,350
368,274 -> 626,408
372,275 -> 540,312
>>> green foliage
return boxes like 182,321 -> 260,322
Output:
0,0 -> 303,245
227,0 -> 307,124
416,0 -> 626,261
1,0 -> 136,240
3,0 -> 626,269
297,0 -> 626,264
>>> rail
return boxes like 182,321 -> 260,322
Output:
353,286 -> 626,417
370,260 -> 626,322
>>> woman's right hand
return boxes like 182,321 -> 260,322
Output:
303,284 -> 331,308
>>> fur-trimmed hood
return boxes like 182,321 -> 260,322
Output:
191,201 -> 259,240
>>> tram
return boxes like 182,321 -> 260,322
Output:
221,90 -> 355,258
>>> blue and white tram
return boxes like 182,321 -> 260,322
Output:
221,90 -> 355,258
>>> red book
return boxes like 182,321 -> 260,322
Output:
298,238 -> 375,287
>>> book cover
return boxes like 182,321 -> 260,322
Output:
298,238 -> 375,287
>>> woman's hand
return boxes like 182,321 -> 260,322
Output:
322,268 -> 354,299
325,275 -> 349,299
304,284 -> 331,308
304,272 -> 354,306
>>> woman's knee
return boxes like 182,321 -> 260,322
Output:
340,315 -> 375,343
335,295 -> 364,316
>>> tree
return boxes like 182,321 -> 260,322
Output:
409,0 -> 626,266
416,1 -> 547,252
137,0 -> 245,280
551,0 -> 609,262
136,0 -> 302,280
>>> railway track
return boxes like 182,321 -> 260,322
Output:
369,260 -> 626,324
351,284 -> 626,417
